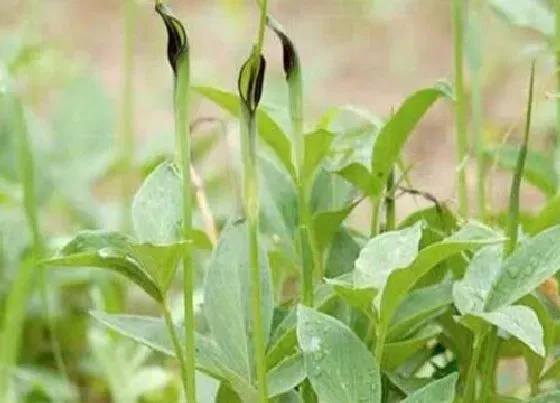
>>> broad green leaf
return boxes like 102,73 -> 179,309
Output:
310,168 -> 358,214
296,305 -> 381,403
528,193 -> 560,235
385,373 -> 431,397
274,390 -> 304,403
382,324 -> 441,371
477,305 -> 545,356
325,274 -> 377,317
325,229 -> 363,278
529,392 -> 560,403
132,161 -> 182,244
302,129 -> 334,184
203,220 -> 274,381
354,221 -> 424,290
401,372 -> 458,403
398,204 -> 458,247
313,200 -> 360,253
195,86 -> 295,179
489,0 -> 554,37
370,82 -> 452,196
90,312 -> 257,401
380,226 -> 505,328
486,224 -> 560,310
322,106 -> 381,195
45,249 -> 163,303
453,245 -> 503,314
485,145 -> 557,196
266,285 -> 338,368
389,282 -> 453,341
267,353 -> 305,398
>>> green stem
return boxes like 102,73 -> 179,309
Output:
463,333 -> 484,402
162,300 -> 189,401
506,62 -> 535,256
385,169 -> 396,231
479,326 -> 498,402
370,196 -> 381,237
242,111 -> 268,402
120,0 -> 136,231
452,0 -> 469,217
555,0 -> 560,154
175,55 -> 196,402
470,0 -> 485,219
374,322 -> 388,365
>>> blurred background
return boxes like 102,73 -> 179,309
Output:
1,0 -> 558,401
1,0 -> 556,229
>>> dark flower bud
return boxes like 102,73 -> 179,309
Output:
267,16 -> 300,82
155,2 -> 189,75
237,52 -> 266,114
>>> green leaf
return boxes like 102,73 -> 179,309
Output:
486,224 -> 560,310
477,305 -> 545,356
296,305 -> 381,403
389,282 -> 453,341
379,225 -> 504,328
453,245 -> 503,314
529,392 -> 560,403
267,353 -> 305,398
370,82 -> 452,196
195,86 -> 295,179
528,193 -> 560,235
45,248 -> 163,303
485,145 -> 557,196
489,0 -> 554,37
353,221 -> 425,290
325,229 -> 363,278
313,200 -> 360,253
302,129 -> 334,184
385,373 -> 431,397
132,161 -> 182,244
401,372 -> 458,403
325,274 -> 377,317
382,324 -> 442,371
540,358 -> 560,382
203,220 -> 274,381
90,311 -> 257,401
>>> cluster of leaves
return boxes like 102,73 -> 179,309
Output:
3,0 -> 560,402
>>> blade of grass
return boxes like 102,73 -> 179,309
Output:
452,0 -> 469,217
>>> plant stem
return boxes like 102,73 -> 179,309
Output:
374,322 -> 388,365
463,333 -> 484,402
385,169 -> 396,231
479,326 -> 498,402
120,0 -> 136,231
555,0 -> 560,156
175,52 -> 196,403
370,196 -> 381,237
162,300 -> 189,401
506,62 -> 535,256
452,0 -> 469,217
470,0 -> 485,219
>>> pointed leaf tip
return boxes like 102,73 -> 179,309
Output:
155,2 -> 189,74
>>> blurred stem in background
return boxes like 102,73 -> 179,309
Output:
469,0 -> 485,219
120,0 -> 137,231
452,0 -> 469,217
555,0 -> 560,160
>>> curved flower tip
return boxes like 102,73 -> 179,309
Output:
155,2 -> 189,75
237,53 -> 267,113
266,16 -> 300,81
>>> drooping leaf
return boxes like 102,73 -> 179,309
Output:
484,145 -> 557,196
353,221 -> 425,290
203,220 -> 274,381
296,305 -> 381,403
489,0 -> 554,37
195,86 -> 295,179
267,353 -> 306,398
486,224 -> 560,310
369,82 -> 452,196
132,161 -> 182,244
401,372 -> 458,403
90,311 -> 257,401
453,245 -> 503,314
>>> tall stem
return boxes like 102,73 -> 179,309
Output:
175,54 -> 196,402
452,0 -> 469,217
463,333 -> 484,402
162,300 -> 189,401
479,326 -> 498,402
120,0 -> 136,230
370,196 -> 381,237
470,0 -> 485,219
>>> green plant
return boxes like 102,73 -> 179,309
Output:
3,0 -> 560,402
